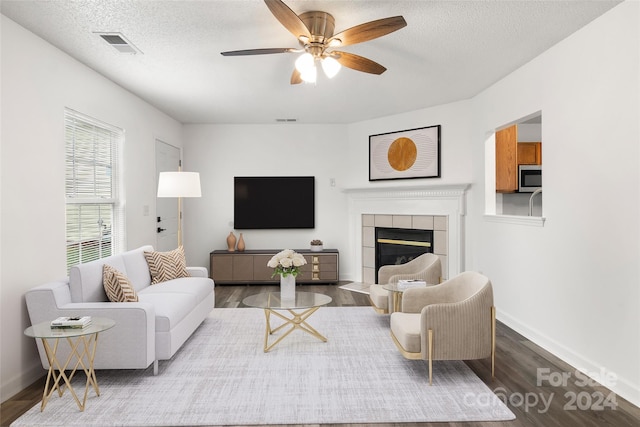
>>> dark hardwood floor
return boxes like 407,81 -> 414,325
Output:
3,283 -> 639,427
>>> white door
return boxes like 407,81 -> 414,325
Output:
155,140 -> 180,251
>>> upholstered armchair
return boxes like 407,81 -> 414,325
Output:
368,253 -> 441,314
389,271 -> 495,385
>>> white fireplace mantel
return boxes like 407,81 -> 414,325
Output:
343,184 -> 470,281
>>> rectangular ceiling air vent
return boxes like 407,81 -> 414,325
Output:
275,118 -> 297,123
95,32 -> 142,54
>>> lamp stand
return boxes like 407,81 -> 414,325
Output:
177,164 -> 183,248
177,196 -> 183,247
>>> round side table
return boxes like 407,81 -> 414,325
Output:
24,317 -> 115,411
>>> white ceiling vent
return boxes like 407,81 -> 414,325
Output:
95,32 -> 142,54
275,118 -> 297,123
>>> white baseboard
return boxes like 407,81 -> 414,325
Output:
497,309 -> 640,408
1,361 -> 43,403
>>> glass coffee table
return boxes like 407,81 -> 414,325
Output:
24,317 -> 116,412
243,292 -> 332,352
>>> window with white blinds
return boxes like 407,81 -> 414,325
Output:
65,109 -> 125,271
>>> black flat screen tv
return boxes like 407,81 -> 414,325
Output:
234,176 -> 315,229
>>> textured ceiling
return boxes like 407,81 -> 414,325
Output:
1,0 -> 621,124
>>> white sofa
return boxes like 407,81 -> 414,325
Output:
25,245 -> 215,375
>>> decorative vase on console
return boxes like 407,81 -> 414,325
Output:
267,249 -> 307,301
280,273 -> 295,300
226,232 -> 236,252
237,233 -> 245,252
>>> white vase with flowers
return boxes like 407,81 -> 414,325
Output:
267,249 -> 307,300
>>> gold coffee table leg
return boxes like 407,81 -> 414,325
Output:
262,307 -> 327,352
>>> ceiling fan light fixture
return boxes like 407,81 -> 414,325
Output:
300,65 -> 317,83
321,56 -> 341,78
295,52 -> 314,73
220,1 -> 408,85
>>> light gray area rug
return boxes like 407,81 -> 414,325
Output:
14,307 -> 514,426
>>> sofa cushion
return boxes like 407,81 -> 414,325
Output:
69,245 -> 155,302
103,264 -> 139,302
137,293 -> 197,332
69,255 -> 126,303
140,277 -> 213,301
144,246 -> 190,284
121,245 -> 153,291
137,276 -> 214,332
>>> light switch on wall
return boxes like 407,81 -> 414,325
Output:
143,205 -> 149,216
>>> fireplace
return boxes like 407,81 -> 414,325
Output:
344,184 -> 469,283
375,227 -> 433,283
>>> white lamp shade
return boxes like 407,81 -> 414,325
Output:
300,65 -> 317,83
321,56 -> 341,78
295,52 -> 314,73
157,171 -> 201,198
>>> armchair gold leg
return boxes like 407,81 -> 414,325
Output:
491,306 -> 496,380
428,329 -> 433,386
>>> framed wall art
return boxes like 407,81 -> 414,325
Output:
369,125 -> 441,181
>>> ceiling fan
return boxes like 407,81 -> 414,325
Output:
221,0 -> 407,84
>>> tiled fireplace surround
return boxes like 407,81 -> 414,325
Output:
344,185 -> 469,283
362,214 -> 448,284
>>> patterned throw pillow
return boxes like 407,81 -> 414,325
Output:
103,264 -> 139,302
144,246 -> 190,284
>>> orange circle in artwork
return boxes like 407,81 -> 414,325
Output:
387,137 -> 417,171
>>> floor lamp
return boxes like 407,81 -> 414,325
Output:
157,171 -> 201,247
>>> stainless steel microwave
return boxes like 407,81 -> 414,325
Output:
518,165 -> 542,192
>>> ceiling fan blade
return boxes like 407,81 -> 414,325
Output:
333,51 -> 387,75
264,0 -> 311,41
221,48 -> 294,56
290,68 -> 302,85
328,16 -> 407,47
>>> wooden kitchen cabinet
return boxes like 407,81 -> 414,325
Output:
496,124 -> 542,192
495,124 -> 518,193
517,142 -> 542,165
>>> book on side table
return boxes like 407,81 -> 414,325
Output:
50,316 -> 92,329
397,280 -> 427,290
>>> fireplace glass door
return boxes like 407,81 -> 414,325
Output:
375,227 -> 433,283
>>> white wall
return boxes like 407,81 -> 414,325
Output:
181,98 -> 473,282
181,124 -> 350,273
0,16 -> 183,401
469,1 -> 639,406
345,100 -> 473,190
517,123 -> 542,142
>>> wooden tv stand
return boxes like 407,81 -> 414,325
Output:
209,249 -> 339,285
